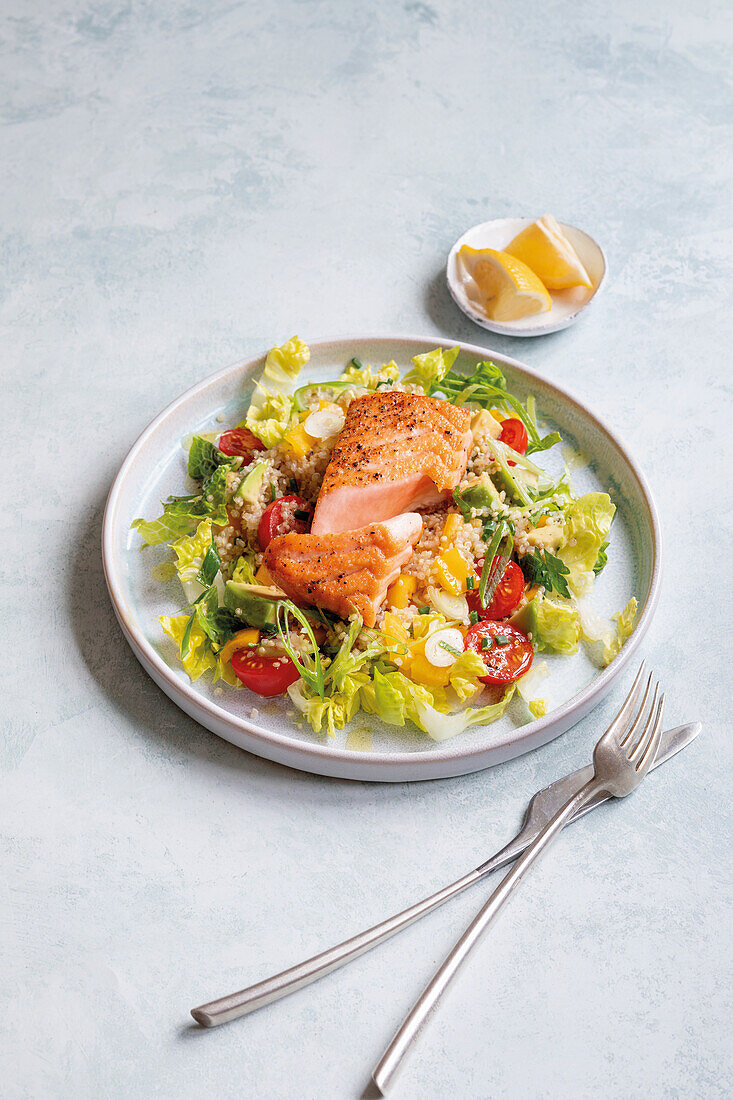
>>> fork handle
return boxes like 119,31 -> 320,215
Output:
372,777 -> 600,1095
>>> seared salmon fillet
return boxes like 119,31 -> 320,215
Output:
264,513 -> 423,628
310,391 -> 472,534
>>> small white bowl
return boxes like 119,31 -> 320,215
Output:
447,217 -> 607,337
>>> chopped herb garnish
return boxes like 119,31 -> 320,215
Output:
418,605 -> 430,615
495,635 -> 510,646
350,356 -> 364,370
466,575 -> 475,590
439,640 -> 462,657
294,508 -> 310,521
469,610 -> 479,625
289,478 -> 299,492
481,637 -> 492,651
270,481 -> 277,501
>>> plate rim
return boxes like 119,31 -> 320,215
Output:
102,334 -> 661,781
446,217 -> 608,337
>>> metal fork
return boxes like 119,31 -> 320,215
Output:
372,663 -> 664,1094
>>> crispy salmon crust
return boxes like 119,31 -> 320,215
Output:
310,391 -> 472,534
264,513 -> 423,628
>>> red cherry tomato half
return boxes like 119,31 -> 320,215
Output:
218,428 -> 265,459
467,558 -> 525,621
257,494 -> 312,550
464,620 -> 533,685
230,651 -> 300,696
499,418 -> 528,466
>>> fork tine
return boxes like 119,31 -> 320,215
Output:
628,683 -> 661,763
619,671 -> 654,748
635,694 -> 665,773
605,661 -> 647,741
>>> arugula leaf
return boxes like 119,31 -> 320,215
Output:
527,430 -> 562,456
520,548 -> 572,599
440,360 -> 541,448
276,600 -> 325,698
188,436 -> 227,481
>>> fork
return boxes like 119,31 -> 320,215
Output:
372,663 -> 664,1094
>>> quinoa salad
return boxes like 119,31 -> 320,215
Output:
132,337 -> 637,742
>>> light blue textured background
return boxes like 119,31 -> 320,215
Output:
2,2 -> 731,1097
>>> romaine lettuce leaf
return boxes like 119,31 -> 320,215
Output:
402,346 -> 459,392
243,336 -> 310,447
578,596 -> 638,667
160,614 -> 217,681
416,686 -> 515,742
232,550 -> 258,584
132,460 -> 234,548
516,660 -> 550,719
524,593 -> 580,654
188,436 -> 227,481
160,612 -> 241,684
287,671 -> 370,738
339,358 -> 401,390
558,493 -> 616,596
447,650 -> 488,703
360,667 -> 436,728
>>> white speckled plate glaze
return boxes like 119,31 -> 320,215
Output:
447,218 -> 607,337
102,337 -> 660,782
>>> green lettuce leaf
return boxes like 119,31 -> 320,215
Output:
131,508 -> 201,546
416,686 -> 515,742
288,672 -> 369,738
193,586 -> 241,650
188,436 -> 227,481
360,667 -> 435,728
516,660 -> 550,719
232,550 -> 258,584
243,336 -> 310,447
402,346 -> 459,392
339,358 -> 401,390
132,460 -> 234,548
522,593 -> 580,654
558,493 -> 616,596
446,650 -> 489,703
578,596 -> 638,667
160,614 -> 217,681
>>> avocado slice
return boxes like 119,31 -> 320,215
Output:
233,459 -> 269,504
453,474 -> 504,519
224,580 -> 284,629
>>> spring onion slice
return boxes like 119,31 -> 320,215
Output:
478,522 -> 515,609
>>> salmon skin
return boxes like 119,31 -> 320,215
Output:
264,513 -> 423,628
310,391 -> 472,534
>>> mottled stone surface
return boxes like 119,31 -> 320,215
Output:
2,1 -> 731,1097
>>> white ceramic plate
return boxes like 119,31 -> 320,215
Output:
102,336 -> 660,782
447,218 -> 607,337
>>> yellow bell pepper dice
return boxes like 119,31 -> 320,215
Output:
387,574 -> 417,609
255,562 -> 276,587
283,422 -> 314,458
442,513 -> 463,540
382,612 -> 410,643
220,629 -> 260,664
434,548 -> 472,596
408,647 -> 452,687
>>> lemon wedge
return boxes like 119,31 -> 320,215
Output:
504,215 -> 592,290
458,246 -> 552,322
